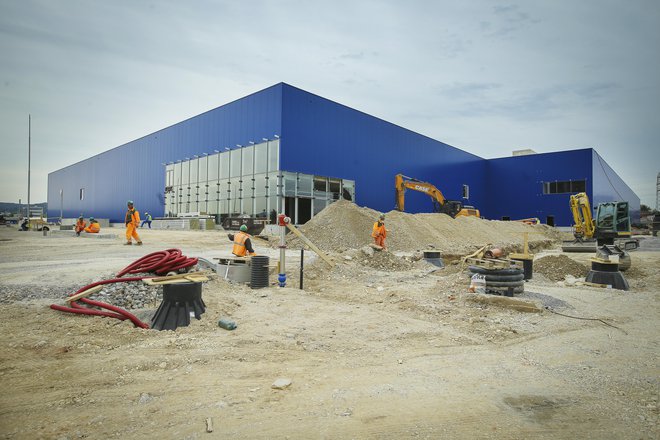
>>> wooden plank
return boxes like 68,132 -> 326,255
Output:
286,223 -> 334,267
66,285 -> 103,302
143,275 -> 209,285
150,271 -> 211,282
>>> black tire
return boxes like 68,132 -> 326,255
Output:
485,280 -> 525,288
468,272 -> 525,282
42,226 -> 49,232
486,285 -> 524,294
468,265 -> 523,276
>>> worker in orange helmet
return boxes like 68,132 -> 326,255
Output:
84,217 -> 100,233
124,200 -> 142,245
230,224 -> 256,257
75,216 -> 86,237
371,214 -> 387,250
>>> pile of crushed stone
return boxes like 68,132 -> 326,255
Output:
534,255 -> 588,281
286,200 -> 561,255
356,247 -> 416,271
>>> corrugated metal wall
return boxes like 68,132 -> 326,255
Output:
485,149 -> 593,225
279,84 -> 487,214
48,84 -> 283,222
592,150 -> 641,223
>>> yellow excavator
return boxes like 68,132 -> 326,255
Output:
394,174 -> 480,218
562,192 -> 638,255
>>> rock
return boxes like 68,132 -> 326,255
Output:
343,255 -> 353,261
271,378 -> 292,389
376,286 -> 384,292
361,246 -> 375,257
138,393 -> 154,404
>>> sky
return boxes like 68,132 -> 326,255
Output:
1,0 -> 659,207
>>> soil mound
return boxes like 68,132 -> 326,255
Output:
288,201 -> 560,255
534,255 -> 588,281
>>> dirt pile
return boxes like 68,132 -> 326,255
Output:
287,200 -> 560,255
534,255 -> 589,281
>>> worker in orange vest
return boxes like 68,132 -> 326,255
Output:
84,217 -> 100,233
231,224 -> 256,257
371,214 -> 387,250
75,216 -> 86,237
124,200 -> 142,245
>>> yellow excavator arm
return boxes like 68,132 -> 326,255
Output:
395,174 -> 448,212
569,192 -> 595,239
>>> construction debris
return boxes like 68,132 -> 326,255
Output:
534,255 -> 589,282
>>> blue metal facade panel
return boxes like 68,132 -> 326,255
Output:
48,84 -> 283,222
484,149 -> 593,226
591,150 -> 640,223
279,84 -> 487,214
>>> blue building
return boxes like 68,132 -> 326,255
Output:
47,83 -> 639,226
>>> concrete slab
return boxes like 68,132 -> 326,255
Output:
50,230 -> 117,239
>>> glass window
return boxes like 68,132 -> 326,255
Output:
329,178 -> 341,200
242,145 -> 254,176
254,173 -> 267,197
268,171 -> 280,196
230,149 -> 241,178
198,156 -> 208,183
268,139 -> 279,172
342,180 -> 355,201
542,179 -> 586,194
571,180 -> 586,192
190,158 -> 199,185
314,176 -> 327,192
254,142 -> 268,174
255,197 -> 268,218
283,172 -> 296,197
297,173 -> 313,197
208,154 -> 219,181
173,162 -> 182,186
313,198 -> 327,216
219,151 -> 229,179
182,161 -> 190,186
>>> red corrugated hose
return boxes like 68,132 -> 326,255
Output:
50,249 -> 198,328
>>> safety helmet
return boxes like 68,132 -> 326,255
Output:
89,217 -> 95,221
145,212 -> 148,215
239,224 -> 248,232
127,200 -> 134,206
79,215 -> 83,219
379,214 -> 385,220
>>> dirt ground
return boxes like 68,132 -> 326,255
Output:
0,223 -> 658,439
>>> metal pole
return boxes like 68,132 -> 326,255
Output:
27,114 -> 31,221
299,248 -> 304,290
278,214 -> 287,287
60,189 -> 63,223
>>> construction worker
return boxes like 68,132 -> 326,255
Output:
84,217 -> 100,233
230,224 -> 256,257
75,216 -> 86,237
371,214 -> 387,250
124,200 -> 142,245
141,212 -> 153,229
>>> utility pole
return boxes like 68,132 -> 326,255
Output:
27,115 -> 31,220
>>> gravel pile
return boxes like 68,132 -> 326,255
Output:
357,247 -> 416,271
287,200 -> 560,255
91,281 -> 162,310
534,255 -> 589,281
0,284 -> 79,303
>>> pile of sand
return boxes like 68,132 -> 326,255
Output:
534,255 -> 589,281
287,200 -> 560,255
